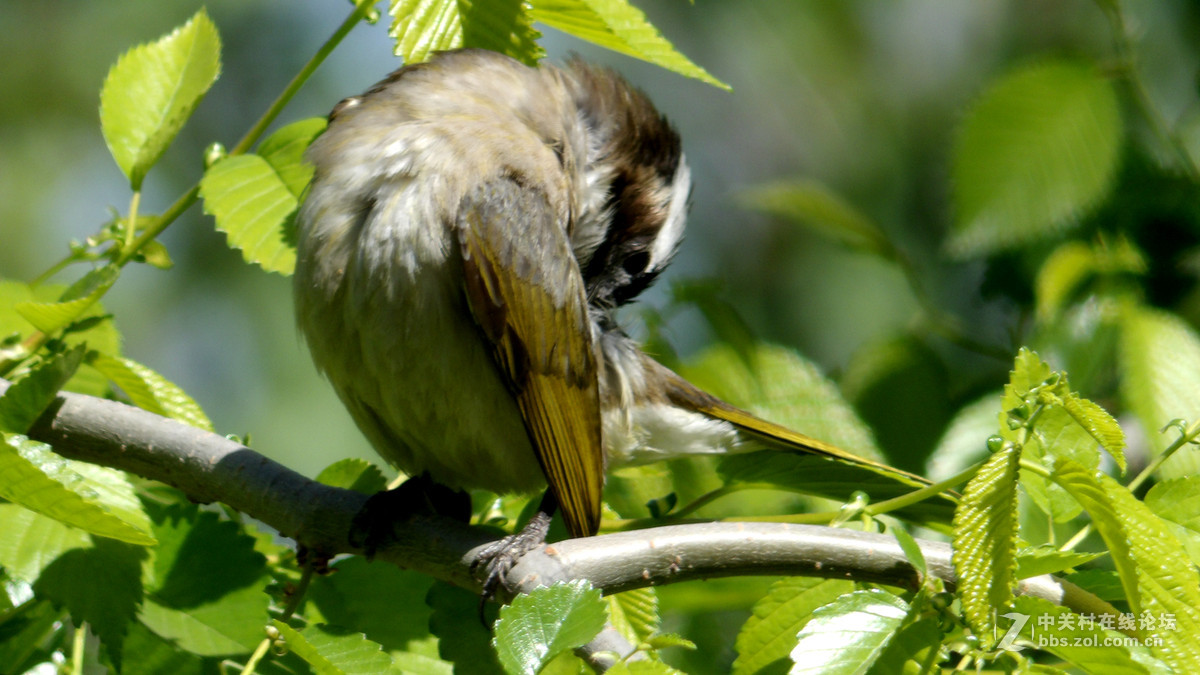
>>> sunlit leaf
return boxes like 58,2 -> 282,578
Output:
1051,459 -> 1200,672
274,621 -> 399,675
0,435 -> 156,546
100,10 -> 222,189
390,0 -> 543,65
529,0 -> 727,89
88,353 -> 213,431
1120,305 -> 1200,477
734,577 -> 854,675
493,580 -> 607,675
952,441 -> 1021,647
787,590 -> 909,674
200,153 -> 298,275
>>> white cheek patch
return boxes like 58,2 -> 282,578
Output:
648,156 -> 690,271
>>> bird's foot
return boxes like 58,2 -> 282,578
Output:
349,474 -> 471,557
472,510 -> 553,603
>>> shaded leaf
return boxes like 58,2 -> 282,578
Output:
738,180 -> 891,258
0,279 -> 122,398
138,502 -> 270,655
307,556 -> 439,653
949,61 -> 1122,257
428,581 -> 503,673
100,10 -> 222,189
33,537 -> 146,668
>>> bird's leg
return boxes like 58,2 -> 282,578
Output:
349,472 -> 472,557
473,490 -> 558,602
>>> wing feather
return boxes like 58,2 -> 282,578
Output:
457,178 -> 604,537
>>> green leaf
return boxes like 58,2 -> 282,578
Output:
1019,406 -> 1092,522
1015,545 -> 1104,580
137,599 -> 251,657
925,393 -> 1003,482
257,117 -> 327,198
607,661 -> 685,675
33,537 -> 146,668
1012,596 -> 1167,675
685,344 -> 882,461
0,435 -> 157,546
274,621 -> 400,675
428,581 -> 504,673
607,587 -> 660,647
1062,393 -> 1126,473
948,61 -> 1122,257
1035,237 -> 1145,321
0,503 -> 92,583
119,621 -> 208,675
307,556 -> 439,653
865,617 -> 941,675
528,0 -> 728,90
200,153 -> 299,275
493,580 -> 607,675
390,0 -> 544,66
787,590 -> 909,675
0,599 -> 64,675
733,577 -> 855,675
1050,459 -> 1200,672
952,441 -> 1021,647
88,353 -> 213,431
1120,305 -> 1200,478
14,266 -> 119,335
0,279 -> 123,398
1145,477 -> 1200,566
315,458 -> 389,496
138,502 -> 270,655
889,526 -> 927,582
99,9 -> 222,189
738,180 -> 892,258
0,345 -> 84,433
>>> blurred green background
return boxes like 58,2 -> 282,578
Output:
2,0 -> 1198,477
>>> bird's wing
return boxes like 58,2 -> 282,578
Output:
456,177 -> 604,538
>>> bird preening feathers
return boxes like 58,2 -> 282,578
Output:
293,49 -> 950,582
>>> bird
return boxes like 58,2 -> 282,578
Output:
292,48 -> 944,590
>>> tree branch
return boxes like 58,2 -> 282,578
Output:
4,381 -> 1120,667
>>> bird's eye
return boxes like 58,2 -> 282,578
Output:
622,250 -> 651,275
